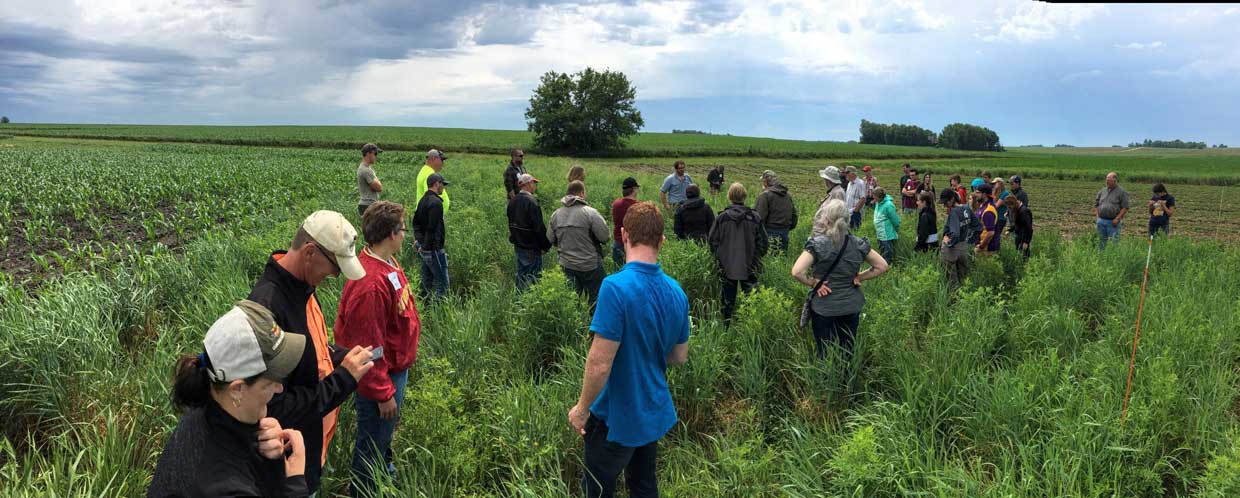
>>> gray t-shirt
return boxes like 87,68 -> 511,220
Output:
661,174 -> 693,204
357,163 -> 379,205
805,234 -> 871,318
1095,185 -> 1130,220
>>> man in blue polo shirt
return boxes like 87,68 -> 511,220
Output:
568,201 -> 690,498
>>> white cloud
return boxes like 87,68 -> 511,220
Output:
1060,69 -> 1103,82
1115,41 -> 1164,50
980,3 -> 1106,43
1149,59 -> 1240,79
1227,8 -> 1238,15
858,0 -> 947,34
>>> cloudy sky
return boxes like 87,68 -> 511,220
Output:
1,0 -> 1237,146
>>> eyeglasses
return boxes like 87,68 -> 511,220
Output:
315,243 -> 341,274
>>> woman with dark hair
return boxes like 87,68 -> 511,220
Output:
148,300 -> 312,498
1148,183 -> 1175,237
914,191 -> 938,252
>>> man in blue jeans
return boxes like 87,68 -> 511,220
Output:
508,173 -> 551,289
568,201 -> 690,498
1093,172 -> 1130,251
411,173 -> 449,298
334,201 -> 422,498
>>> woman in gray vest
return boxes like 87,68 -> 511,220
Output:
791,199 -> 889,359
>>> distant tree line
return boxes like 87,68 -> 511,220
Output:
1,116 -> 9,124
858,120 -> 937,147
859,119 -> 1003,151
672,129 -> 707,134
1054,144 -> 1075,148
938,123 -> 1003,152
1128,139 -> 1207,149
1213,144 -> 1229,148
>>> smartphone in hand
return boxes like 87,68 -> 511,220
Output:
367,346 -> 383,364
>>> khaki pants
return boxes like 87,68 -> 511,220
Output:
941,244 -> 971,289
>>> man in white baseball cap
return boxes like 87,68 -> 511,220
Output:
246,209 -> 378,494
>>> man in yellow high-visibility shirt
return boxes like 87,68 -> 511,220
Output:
416,149 -> 449,212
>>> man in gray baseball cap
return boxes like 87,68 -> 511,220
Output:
417,149 -> 450,213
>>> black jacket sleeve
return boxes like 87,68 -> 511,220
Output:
753,216 -> 769,259
266,366 -> 358,420
531,202 -> 551,251
425,201 -> 444,250
674,208 -> 685,239
504,166 -> 517,196
284,476 -> 309,498
917,211 -> 933,243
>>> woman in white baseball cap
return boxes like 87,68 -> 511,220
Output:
148,300 -> 311,498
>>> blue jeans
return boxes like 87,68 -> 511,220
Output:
611,241 -> 625,268
515,248 -> 543,290
417,249 -> 449,299
878,238 -> 895,264
765,228 -> 789,252
351,369 -> 409,498
849,210 -> 862,230
1096,218 -> 1121,251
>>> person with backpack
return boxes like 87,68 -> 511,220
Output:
939,189 -> 977,289
871,187 -> 900,264
914,191 -> 938,252
708,183 -> 769,324
791,199 -> 889,360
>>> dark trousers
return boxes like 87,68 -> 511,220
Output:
564,265 -> 605,308
721,276 -> 757,323
351,369 -> 409,498
849,210 -> 863,230
582,415 -> 659,498
878,239 -> 896,265
417,249 -> 449,299
515,248 -> 543,290
1149,223 -> 1169,238
611,241 -> 626,269
765,228 -> 789,252
811,312 -> 859,360
358,204 -> 370,218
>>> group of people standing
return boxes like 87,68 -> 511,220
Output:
149,143 -> 1180,498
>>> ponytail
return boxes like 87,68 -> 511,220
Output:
171,353 -> 214,413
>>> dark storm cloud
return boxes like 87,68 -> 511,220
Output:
0,21 -> 195,65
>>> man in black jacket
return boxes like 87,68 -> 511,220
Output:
674,184 -> 714,241
413,173 -> 450,299
708,183 -> 769,324
504,147 -> 527,200
754,170 -> 797,251
508,173 -> 552,290
247,210 -> 377,494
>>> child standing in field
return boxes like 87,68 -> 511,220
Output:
973,188 -> 1000,255
915,191 -> 938,252
872,187 -> 901,264
1148,183 -> 1175,237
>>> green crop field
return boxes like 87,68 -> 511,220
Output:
2,135 -> 1240,497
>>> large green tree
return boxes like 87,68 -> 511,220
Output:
525,68 -> 644,153
939,123 -> 1003,151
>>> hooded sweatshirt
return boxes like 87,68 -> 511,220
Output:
873,194 -> 901,241
754,181 -> 798,230
708,203 -> 769,281
548,195 -> 611,271
674,196 -> 714,241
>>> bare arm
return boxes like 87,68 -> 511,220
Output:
575,336 -> 619,412
666,343 -> 688,366
661,191 -> 669,209
369,179 -> 383,193
790,250 -> 817,287
1115,207 -> 1129,223
857,249 -> 889,282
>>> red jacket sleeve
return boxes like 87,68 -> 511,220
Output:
334,284 -> 394,402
